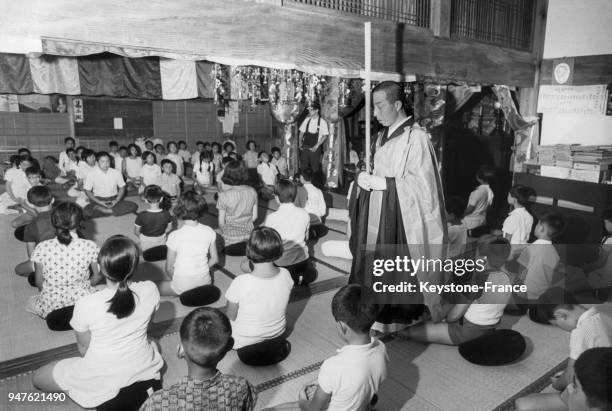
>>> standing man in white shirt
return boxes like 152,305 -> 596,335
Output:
299,101 -> 329,181
83,152 -> 138,219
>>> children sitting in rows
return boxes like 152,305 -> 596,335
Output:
257,151 -> 278,200
33,235 -> 164,409
272,284 -> 388,411
400,236 -> 513,345
462,165 -> 495,236
502,184 -> 534,246
165,141 -> 184,177
159,159 -> 182,201
140,307 -> 257,410
584,209 -> 612,294
271,146 -> 288,178
161,192 -> 220,306
446,196 -> 468,258
26,202 -> 101,331
125,144 -> 143,192
517,212 -> 565,301
14,186 -> 56,278
134,185 -> 173,258
516,289 -> 612,411
139,151 -> 162,194
193,150 -> 214,194
226,227 -> 293,366
263,179 -> 317,286
83,152 -> 138,218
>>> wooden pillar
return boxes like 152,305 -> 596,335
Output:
518,0 -> 548,126
430,0 -> 451,38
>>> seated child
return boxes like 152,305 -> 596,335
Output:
166,141 -> 184,177
584,209 -> 612,293
139,151 -> 162,194
257,151 -> 278,200
154,144 -> 166,165
226,227 -> 293,366
193,151 -> 214,195
270,284 -> 388,411
516,289 -> 612,411
134,185 -> 173,261
14,186 -> 55,277
58,137 -> 75,176
263,179 -> 317,286
299,167 -> 327,238
271,146 -> 288,178
41,156 -> 64,185
565,348 -> 612,411
446,196 -> 468,258
115,145 -> 128,174
211,142 -> 223,181
222,140 -> 236,158
67,149 -> 96,207
178,140 -> 191,174
10,166 -> 43,228
191,141 -> 204,167
160,192 -> 219,306
159,159 -> 182,201
461,165 -> 495,235
32,235 -> 163,408
26,202 -> 101,330
0,155 -> 33,214
140,307 -> 257,410
108,140 -> 120,166
517,212 -> 565,301
502,184 -> 534,246
134,135 -> 148,153
400,236 -> 513,345
125,144 -> 143,191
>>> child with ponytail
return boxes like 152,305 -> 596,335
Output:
33,235 -> 164,410
26,202 -> 101,331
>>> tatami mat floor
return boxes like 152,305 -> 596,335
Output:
0,186 -> 575,410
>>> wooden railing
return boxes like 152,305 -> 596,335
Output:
285,0 -> 431,27
450,0 -> 535,50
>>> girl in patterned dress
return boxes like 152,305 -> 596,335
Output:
26,202 -> 101,327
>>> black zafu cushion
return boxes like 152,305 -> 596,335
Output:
237,339 -> 291,366
179,285 -> 221,307
46,306 -> 75,331
97,378 -> 161,411
458,329 -> 526,366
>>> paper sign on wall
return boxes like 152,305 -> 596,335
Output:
113,117 -> 123,129
537,85 -> 607,115
73,98 -> 84,123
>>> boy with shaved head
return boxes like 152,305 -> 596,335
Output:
140,308 -> 256,411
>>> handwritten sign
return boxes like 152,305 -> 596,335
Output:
538,85 -> 607,115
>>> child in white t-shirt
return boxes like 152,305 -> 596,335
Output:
400,236 -> 513,345
0,155 -> 31,214
225,227 -> 293,366
193,151 -> 214,195
517,213 -> 565,300
257,151 -> 278,200
271,284 -> 387,411
58,137 -> 75,176
502,185 -> 534,245
124,144 -> 143,191
165,141 -> 184,177
161,192 -> 219,306
139,151 -> 162,194
32,235 -> 164,409
271,147 -> 289,178
462,165 -> 495,232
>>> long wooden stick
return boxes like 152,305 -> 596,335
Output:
364,21 -> 372,173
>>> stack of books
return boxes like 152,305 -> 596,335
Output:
533,145 -> 612,183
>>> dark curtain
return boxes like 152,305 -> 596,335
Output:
0,54 -> 33,94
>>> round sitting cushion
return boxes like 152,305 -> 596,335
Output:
458,329 -> 526,366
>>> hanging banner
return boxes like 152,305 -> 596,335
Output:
537,85 -> 607,115
73,98 -> 84,123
